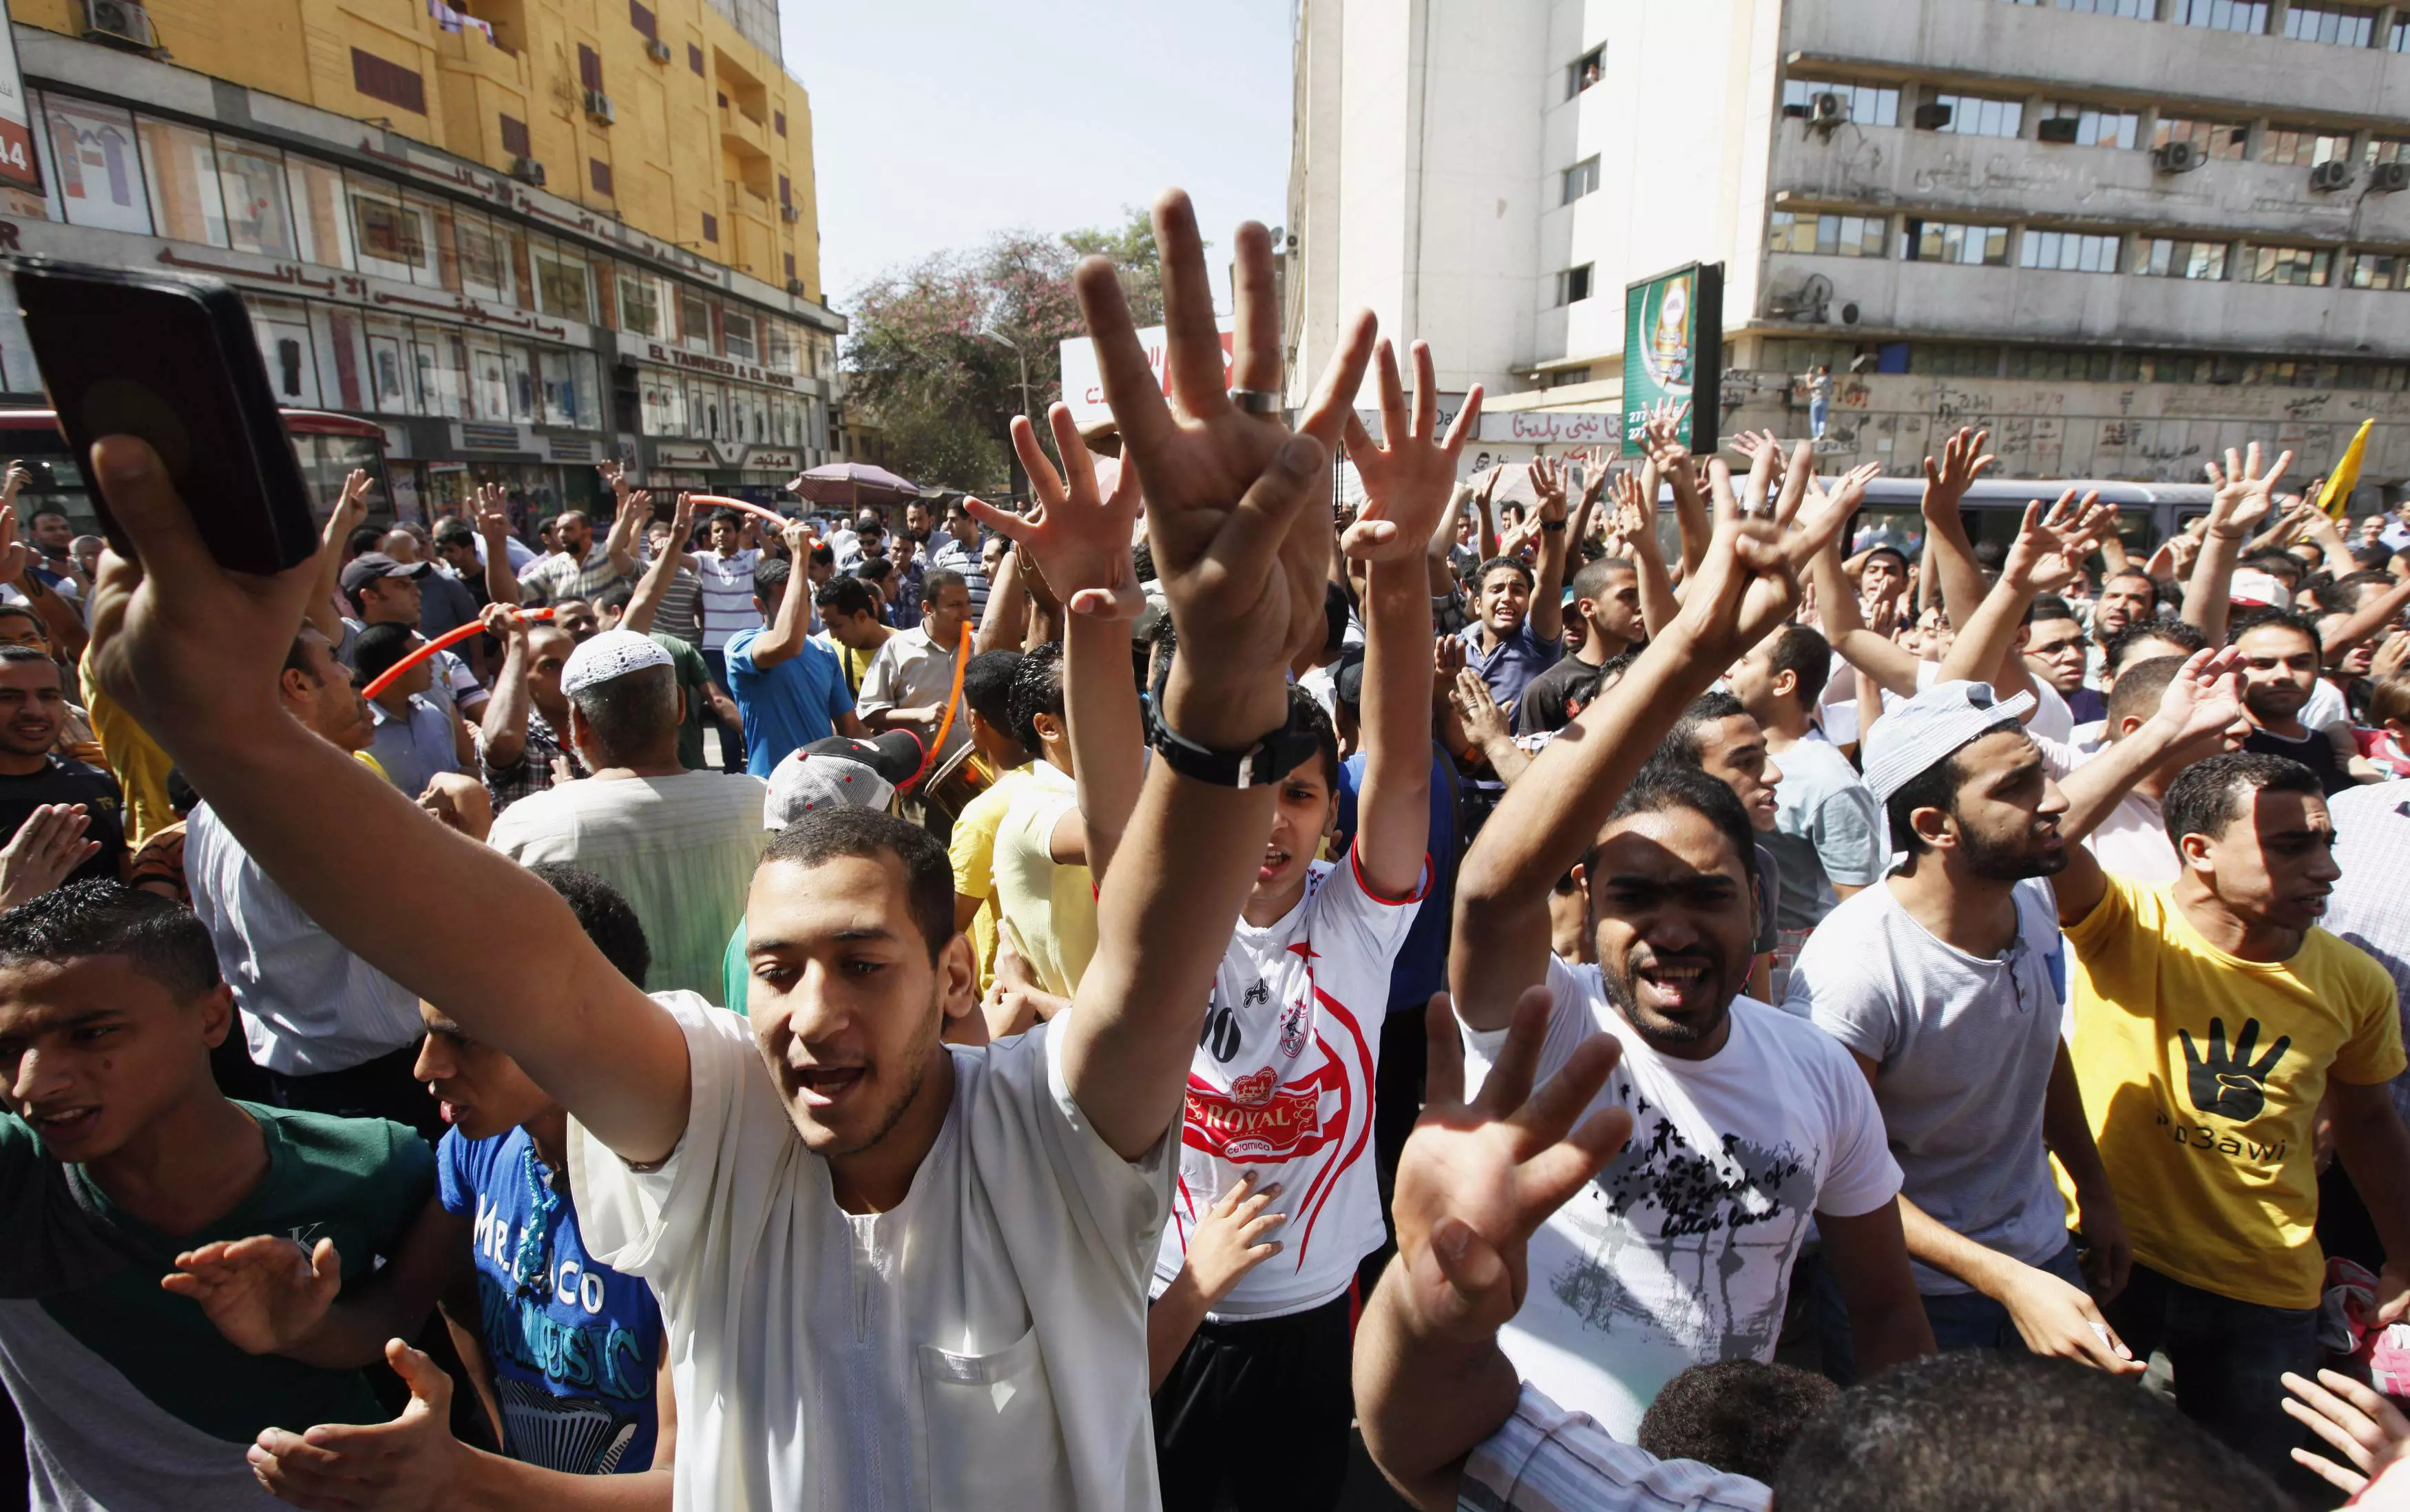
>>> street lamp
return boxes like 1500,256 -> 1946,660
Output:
976,324 -> 1033,504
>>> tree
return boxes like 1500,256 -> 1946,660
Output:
841,208 -> 1164,496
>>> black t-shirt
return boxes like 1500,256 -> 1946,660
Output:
2243,724 -> 2351,797
1515,651 -> 1604,737
0,757 -> 127,887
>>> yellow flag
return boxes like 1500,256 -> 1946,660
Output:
2318,418 -> 2374,519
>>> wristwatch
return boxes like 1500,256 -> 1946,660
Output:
1149,707 -> 1321,789
1540,520 -> 1567,533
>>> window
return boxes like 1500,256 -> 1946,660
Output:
2173,0 -> 2267,30
453,209 -> 509,301
1930,94 -> 2024,138
1562,156 -> 1600,204
590,158 -> 613,196
1566,46 -> 1602,100
1781,78 -> 1900,127
1904,219 -> 2011,265
1556,264 -> 1594,304
2044,102 -> 2139,149
214,137 -> 294,258
2283,2 -> 2375,45
681,290 -> 712,352
351,49 -> 426,114
616,269 -> 664,337
777,172 -> 791,207
578,45 -> 604,93
2263,126 -> 2353,166
39,95 -> 151,235
784,251 -> 797,280
2003,0 -> 2155,14
499,114 -> 530,159
687,43 -> 704,75
529,237 -> 593,321
2004,347 -> 2118,381
2366,138 -> 2410,166
2244,244 -> 2334,285
2395,17 -> 2410,49
348,177 -> 430,282
286,157 -> 352,268
2346,251 -> 2402,288
138,118 -> 227,248
2020,229 -> 2120,271
1768,209 -> 1888,257
2137,238 -> 2230,278
2155,116 -> 2250,160
723,308 -> 757,361
701,212 -> 718,243
629,1 -> 657,39
774,111 -> 786,137
1913,344 -> 2006,377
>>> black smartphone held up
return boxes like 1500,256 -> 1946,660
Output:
14,260 -> 319,576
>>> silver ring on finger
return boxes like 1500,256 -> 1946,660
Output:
1228,388 -> 1282,415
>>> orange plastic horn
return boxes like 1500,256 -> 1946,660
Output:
361,607 -> 554,702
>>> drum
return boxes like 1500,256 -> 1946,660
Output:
911,742 -> 991,839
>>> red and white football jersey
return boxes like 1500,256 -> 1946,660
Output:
1153,848 -> 1425,1320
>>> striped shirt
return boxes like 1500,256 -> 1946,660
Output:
518,543 -> 628,605
695,549 -> 762,652
651,563 -> 704,646
1459,1387 -> 1769,1512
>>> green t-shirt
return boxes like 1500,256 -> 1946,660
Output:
649,631 -> 715,772
724,916 -> 750,1016
0,1100 -> 433,1500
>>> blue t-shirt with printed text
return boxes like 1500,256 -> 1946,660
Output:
437,1126 -> 664,1474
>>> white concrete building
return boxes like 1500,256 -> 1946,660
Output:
1286,0 -> 2410,502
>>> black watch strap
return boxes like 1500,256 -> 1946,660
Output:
1540,520 -> 1567,533
1149,710 -> 1318,790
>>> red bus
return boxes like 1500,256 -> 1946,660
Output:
0,408 -> 392,536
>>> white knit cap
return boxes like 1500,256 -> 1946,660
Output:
1858,680 -> 2036,805
559,629 -> 673,696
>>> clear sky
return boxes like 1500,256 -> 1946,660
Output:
777,0 -> 1295,319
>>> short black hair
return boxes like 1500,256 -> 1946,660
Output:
432,518 -> 475,545
1290,684 -> 1340,790
1771,1351 -> 2285,1512
855,557 -> 894,585
1569,555 -> 1635,608
753,556 -> 791,600
813,576 -> 878,621
2229,606 -> 2322,653
0,644 -> 52,674
762,808 -> 954,964
0,881 -> 221,1002
2106,654 -> 2188,731
1656,691 -> 1750,768
1474,556 -> 1533,594
526,863 -> 651,987
1768,623 -> 1831,708
2163,751 -> 2325,847
2025,593 -> 2080,627
350,622 -> 420,686
1885,717 -> 2022,854
2104,617 -> 2205,676
808,543 -> 835,568
2332,568 -> 2398,613
590,581 -> 634,614
1637,1361 -> 1837,1483
0,603 -> 46,640
2241,549 -> 2303,583
962,649 -> 1023,730
1009,642 -> 1065,753
921,567 -> 965,608
344,524 -> 385,558
1604,764 -> 1755,885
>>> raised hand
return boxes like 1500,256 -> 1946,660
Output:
0,804 -> 98,911
1073,191 -> 1374,745
1526,456 -> 1569,522
162,1235 -> 340,1356
1389,989 -> 1631,1344
2147,645 -> 2250,754
2003,490 -> 2116,594
472,483 -> 512,540
1672,460 -> 1869,667
248,1338 -> 468,1508
969,403 -> 1145,619
0,461 -> 28,507
1639,398 -> 1693,464
1452,667 -> 1512,750
2203,441 -> 2294,538
2283,1368 -> 2410,1498
0,503 -> 28,588
596,459 -> 630,497
779,516 -> 814,563
1342,341 -> 1482,564
1922,426 -> 1995,520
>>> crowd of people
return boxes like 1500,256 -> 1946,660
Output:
0,189 -> 2406,1511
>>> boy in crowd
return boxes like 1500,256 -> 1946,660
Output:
724,520 -> 861,777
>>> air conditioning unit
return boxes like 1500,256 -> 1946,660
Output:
2037,116 -> 2082,145
2373,161 -> 2410,193
83,0 -> 157,50
1911,101 -> 1954,132
2153,140 -> 2206,174
779,204 -> 799,222
511,156 -> 546,187
645,39 -> 673,63
2310,158 -> 2356,192
583,89 -> 615,124
786,277 -> 806,296
1808,92 -> 1849,130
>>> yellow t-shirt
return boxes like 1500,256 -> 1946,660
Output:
947,765 -> 1033,996
991,761 -> 1098,1000
2060,874 -> 2404,1309
77,649 -> 176,848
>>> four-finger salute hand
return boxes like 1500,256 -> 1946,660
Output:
970,403 -> 1146,620
1341,339 -> 1482,563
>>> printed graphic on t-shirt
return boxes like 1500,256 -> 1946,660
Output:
2160,1015 -> 2294,1162
1547,1094 -> 1819,1360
